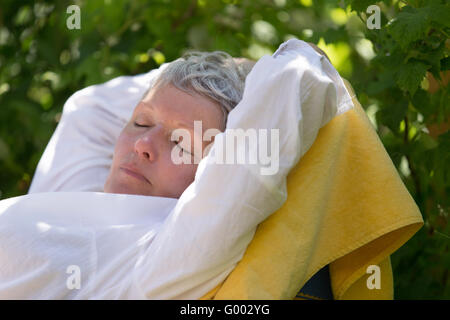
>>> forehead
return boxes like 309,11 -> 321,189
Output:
137,83 -> 224,130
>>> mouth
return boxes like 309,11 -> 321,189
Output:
120,166 -> 151,185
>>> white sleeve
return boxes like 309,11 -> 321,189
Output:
130,39 -> 354,299
27,66 -> 169,193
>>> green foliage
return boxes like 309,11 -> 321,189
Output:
0,0 -> 448,299
345,0 -> 449,299
396,60 -> 429,96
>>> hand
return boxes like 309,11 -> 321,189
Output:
306,42 -> 332,63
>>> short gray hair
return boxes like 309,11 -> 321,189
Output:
146,50 -> 255,128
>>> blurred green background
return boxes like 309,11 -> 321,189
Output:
0,0 -> 448,299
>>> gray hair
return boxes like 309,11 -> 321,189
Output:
146,50 -> 255,128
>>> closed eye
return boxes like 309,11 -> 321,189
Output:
134,122 -> 149,128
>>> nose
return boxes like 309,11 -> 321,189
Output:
134,126 -> 165,162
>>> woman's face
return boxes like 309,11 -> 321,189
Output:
104,83 -> 224,198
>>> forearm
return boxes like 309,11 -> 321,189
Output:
28,70 -> 163,193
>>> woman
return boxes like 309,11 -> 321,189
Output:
28,43 -> 327,199
1,39 -> 351,299
103,46 -> 329,199
27,51 -> 257,197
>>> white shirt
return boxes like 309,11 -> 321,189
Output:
0,38 -> 354,299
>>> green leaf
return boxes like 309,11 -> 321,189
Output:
425,4 -> 450,28
412,89 -> 432,118
396,61 -> 430,96
367,70 -> 396,95
322,26 -> 348,44
413,43 -> 446,79
388,6 -> 429,49
441,57 -> 450,71
420,133 -> 439,151
377,97 -> 409,133
14,6 -> 32,26
348,0 -> 376,12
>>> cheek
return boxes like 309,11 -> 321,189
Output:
164,160 -> 198,190
112,132 -> 134,164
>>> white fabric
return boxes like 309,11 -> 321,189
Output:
0,38 -> 354,299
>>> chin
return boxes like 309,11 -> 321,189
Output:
104,180 -> 147,196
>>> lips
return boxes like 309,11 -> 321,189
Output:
120,165 -> 151,184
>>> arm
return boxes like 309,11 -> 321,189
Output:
27,67 -> 168,193
130,39 -> 354,299
29,44 -> 326,194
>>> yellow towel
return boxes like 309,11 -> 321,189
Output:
200,79 -> 424,300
